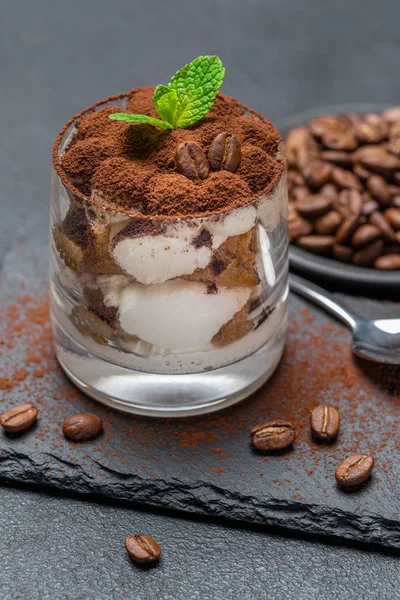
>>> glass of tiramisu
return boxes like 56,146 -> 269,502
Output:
50,56 -> 289,416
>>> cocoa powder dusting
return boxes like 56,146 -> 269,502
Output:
1,282 -> 399,498
55,88 -> 284,219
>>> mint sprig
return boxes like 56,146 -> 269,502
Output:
109,55 -> 225,130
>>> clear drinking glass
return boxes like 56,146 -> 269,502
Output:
50,95 -> 289,416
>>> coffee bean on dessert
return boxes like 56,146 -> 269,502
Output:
297,235 -> 334,254
289,218 -> 313,240
250,419 -> 296,451
208,133 -> 241,173
62,413 -> 103,441
374,254 -> 400,269
314,211 -> 342,235
310,405 -> 340,442
384,208 -> 400,230
351,224 -> 382,248
333,243 -> 353,263
176,142 -> 209,181
296,195 -> 332,218
124,534 -> 162,564
331,167 -> 363,191
392,196 -> 400,208
366,175 -> 391,207
335,454 -> 374,487
362,199 -> 380,216
320,151 -> 353,167
353,239 -> 384,266
335,214 -> 360,244
369,211 -> 396,241
0,402 -> 38,433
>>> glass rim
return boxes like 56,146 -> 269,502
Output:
52,91 -> 286,222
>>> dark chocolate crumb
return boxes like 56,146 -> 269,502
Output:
210,258 -> 227,275
192,229 -> 213,249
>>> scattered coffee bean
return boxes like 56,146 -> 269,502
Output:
250,419 -> 295,451
63,413 -> 103,441
297,235 -> 334,254
208,132 -> 241,173
351,224 -> 382,248
353,239 -> 384,266
125,534 -> 162,564
374,254 -> 400,269
384,207 -> 400,230
310,405 -> 340,442
296,195 -> 332,218
176,142 -> 209,181
314,211 -> 342,235
335,454 -> 374,487
0,402 -> 38,433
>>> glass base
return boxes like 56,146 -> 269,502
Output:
53,317 -> 286,417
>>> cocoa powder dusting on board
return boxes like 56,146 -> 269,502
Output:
55,88 -> 284,219
1,283 -> 399,498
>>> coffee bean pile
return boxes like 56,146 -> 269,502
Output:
287,107 -> 400,269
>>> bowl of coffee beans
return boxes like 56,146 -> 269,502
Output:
281,103 -> 400,294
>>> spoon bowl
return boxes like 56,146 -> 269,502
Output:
289,274 -> 400,365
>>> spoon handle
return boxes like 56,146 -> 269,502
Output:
289,273 -> 357,330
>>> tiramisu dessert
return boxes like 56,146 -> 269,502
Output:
50,56 -> 288,414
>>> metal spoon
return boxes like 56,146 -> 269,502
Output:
289,273 -> 400,365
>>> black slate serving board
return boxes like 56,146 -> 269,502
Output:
1,240 -> 399,548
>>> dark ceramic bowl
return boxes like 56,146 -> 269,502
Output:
278,103 -> 400,298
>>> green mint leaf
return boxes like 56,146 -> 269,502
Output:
108,113 -> 173,130
152,85 -> 178,125
168,56 -> 225,128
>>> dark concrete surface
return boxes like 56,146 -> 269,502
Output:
1,483 -> 399,600
1,0 -> 400,598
